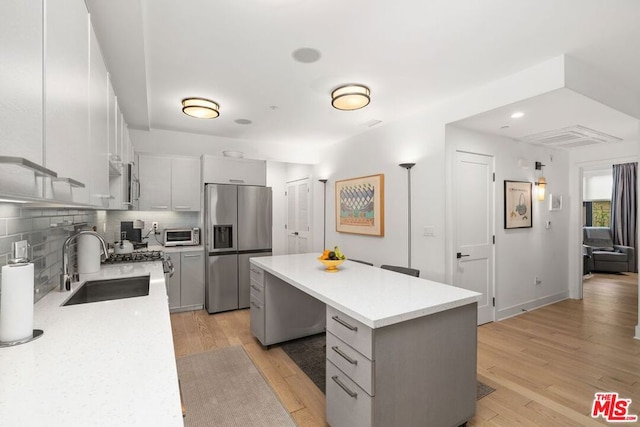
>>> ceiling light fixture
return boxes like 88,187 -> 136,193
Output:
331,84 -> 370,111
181,98 -> 219,119
510,111 -> 524,119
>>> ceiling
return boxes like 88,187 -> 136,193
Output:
86,0 -> 640,150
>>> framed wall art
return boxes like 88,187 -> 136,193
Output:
335,174 -> 384,236
549,193 -> 563,211
504,180 -> 532,229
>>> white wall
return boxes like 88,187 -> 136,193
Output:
311,56 -> 570,285
446,126 -> 570,318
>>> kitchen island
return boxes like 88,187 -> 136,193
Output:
0,262 -> 183,426
250,253 -> 481,427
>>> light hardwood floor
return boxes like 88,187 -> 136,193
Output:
171,272 -> 639,426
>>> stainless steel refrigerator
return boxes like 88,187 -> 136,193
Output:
205,184 -> 272,313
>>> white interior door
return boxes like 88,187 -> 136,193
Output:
286,178 -> 310,254
453,151 -> 495,325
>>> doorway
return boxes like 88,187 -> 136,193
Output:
286,177 -> 311,254
452,151 -> 496,325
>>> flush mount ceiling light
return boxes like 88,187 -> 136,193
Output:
181,98 -> 219,119
510,111 -> 524,119
331,84 -> 370,111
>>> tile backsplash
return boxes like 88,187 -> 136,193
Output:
0,203 -> 97,304
96,210 -> 200,245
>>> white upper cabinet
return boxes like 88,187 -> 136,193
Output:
88,24 -> 110,207
138,154 -> 172,210
0,0 -> 46,199
202,155 -> 267,186
171,157 -> 201,211
44,0 -> 91,204
138,154 -> 200,211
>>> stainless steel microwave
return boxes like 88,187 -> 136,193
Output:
164,228 -> 200,247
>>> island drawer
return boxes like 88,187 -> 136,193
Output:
250,278 -> 264,300
327,331 -> 374,395
327,306 -> 373,359
326,360 -> 372,427
249,295 -> 265,344
249,265 -> 264,285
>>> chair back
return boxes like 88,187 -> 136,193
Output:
583,227 -> 615,250
380,265 -> 420,277
350,259 -> 374,266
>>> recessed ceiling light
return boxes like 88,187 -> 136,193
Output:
268,105 -> 279,110
292,48 -> 321,63
234,119 -> 252,125
182,98 -> 219,119
510,111 -> 524,119
501,125 -> 510,129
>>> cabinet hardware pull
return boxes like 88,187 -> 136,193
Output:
250,301 -> 261,309
331,376 -> 357,398
250,284 -> 261,291
332,346 -> 358,365
229,179 -> 245,183
331,315 -> 358,331
183,254 -> 201,258
174,206 -> 191,209
151,205 -> 169,209
250,267 -> 261,274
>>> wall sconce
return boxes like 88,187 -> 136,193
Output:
399,163 -> 416,268
331,84 -> 370,111
535,161 -> 546,201
182,97 -> 220,119
319,179 -> 328,250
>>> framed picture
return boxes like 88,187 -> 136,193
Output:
336,174 -> 384,236
504,180 -> 532,229
549,194 -> 563,211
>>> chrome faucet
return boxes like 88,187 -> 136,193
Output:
59,230 -> 109,291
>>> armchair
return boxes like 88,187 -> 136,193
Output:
583,227 -> 636,273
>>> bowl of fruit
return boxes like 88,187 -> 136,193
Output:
318,246 -> 346,272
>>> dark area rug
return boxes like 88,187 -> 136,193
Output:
280,333 -> 496,400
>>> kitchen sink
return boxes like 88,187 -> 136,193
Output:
62,275 -> 150,306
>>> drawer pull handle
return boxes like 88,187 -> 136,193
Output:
332,346 -> 358,365
331,315 -> 358,332
250,301 -> 261,309
250,267 -> 262,274
332,375 -> 357,398
250,284 -> 262,291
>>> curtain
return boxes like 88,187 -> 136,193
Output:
611,162 -> 637,272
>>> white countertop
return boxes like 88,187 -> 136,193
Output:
0,262 -> 183,426
251,253 -> 481,329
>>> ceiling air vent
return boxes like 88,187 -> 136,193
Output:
520,125 -> 622,149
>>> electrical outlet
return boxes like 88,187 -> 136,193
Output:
534,276 -> 542,285
152,222 -> 159,234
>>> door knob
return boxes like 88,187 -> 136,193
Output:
292,232 -> 299,235
456,252 -> 470,259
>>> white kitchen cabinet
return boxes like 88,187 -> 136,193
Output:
0,0 -> 47,199
88,24 -> 110,208
44,0 -> 91,204
138,154 -> 172,210
138,154 -> 200,211
167,249 -> 205,312
171,157 -> 201,211
202,155 -> 266,186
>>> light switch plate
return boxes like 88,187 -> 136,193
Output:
423,226 -> 435,236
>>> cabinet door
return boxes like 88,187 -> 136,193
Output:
181,251 -> 205,308
171,157 -> 200,211
0,0 -> 44,198
138,154 -> 171,210
202,156 -> 266,186
166,254 -> 181,310
44,0 -> 90,204
88,24 -> 110,207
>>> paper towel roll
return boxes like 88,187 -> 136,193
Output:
0,263 -> 34,343
77,234 -> 101,274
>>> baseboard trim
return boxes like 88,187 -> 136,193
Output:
496,291 -> 570,321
